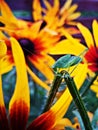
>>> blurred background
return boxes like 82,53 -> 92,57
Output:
4,0 -> 98,27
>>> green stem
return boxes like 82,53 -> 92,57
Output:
81,73 -> 97,96
43,72 -> 64,113
64,71 -> 93,130
67,73 -> 98,114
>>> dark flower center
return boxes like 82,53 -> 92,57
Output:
18,38 -> 35,56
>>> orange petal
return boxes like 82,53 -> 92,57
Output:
9,37 -> 30,130
0,105 -> 10,130
0,0 -> 18,28
9,100 -> 29,130
27,110 -> 55,130
33,0 -> 42,20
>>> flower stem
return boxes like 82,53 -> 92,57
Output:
64,71 -> 93,130
43,72 -> 64,113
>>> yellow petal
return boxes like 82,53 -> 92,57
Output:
0,40 -> 7,58
53,0 -> 59,15
77,23 -> 94,48
52,31 -> 86,55
51,88 -> 72,120
0,41 -> 12,74
9,37 -> 30,105
92,20 -> 98,47
30,21 -> 43,38
60,0 -> 72,14
9,37 -> 30,130
50,39 -> 85,55
54,0 -> 59,10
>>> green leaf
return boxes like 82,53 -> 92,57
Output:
52,54 -> 82,71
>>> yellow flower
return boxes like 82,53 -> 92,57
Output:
0,37 -> 84,130
0,29 -> 52,90
0,0 -> 63,90
33,0 -> 81,34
